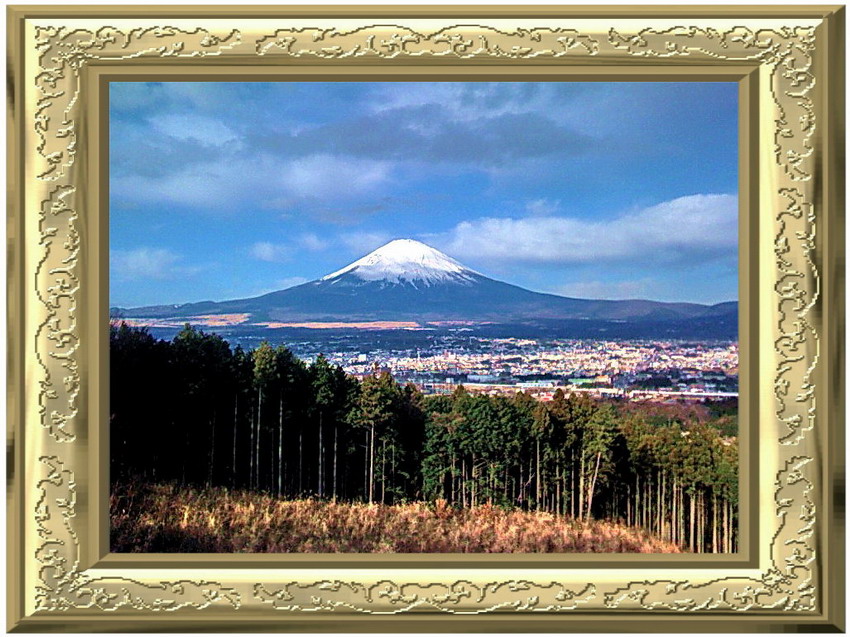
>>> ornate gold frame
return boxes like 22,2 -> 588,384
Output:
6,5 -> 844,632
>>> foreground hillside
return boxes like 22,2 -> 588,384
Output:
110,484 -> 683,553
111,324 -> 738,553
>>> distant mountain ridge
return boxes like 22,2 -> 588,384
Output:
116,239 -> 737,327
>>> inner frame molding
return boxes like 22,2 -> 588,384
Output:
90,62 -> 759,574
7,6 -> 844,631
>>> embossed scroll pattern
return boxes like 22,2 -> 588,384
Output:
28,18 -> 821,616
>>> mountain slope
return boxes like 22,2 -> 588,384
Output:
118,239 -> 737,324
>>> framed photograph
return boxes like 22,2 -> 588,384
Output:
7,4 -> 844,632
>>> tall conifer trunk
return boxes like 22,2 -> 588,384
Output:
586,451 -> 602,520
579,456 -> 586,520
318,410 -> 323,497
368,423 -> 375,503
249,397 -> 256,488
535,439 -> 541,511
689,493 -> 696,551
332,424 -> 338,501
450,453 -> 456,503
298,430 -> 303,494
232,395 -> 238,488
256,388 -> 262,490
363,430 -> 369,501
277,395 -> 283,497
381,438 -> 386,504
712,493 -> 718,553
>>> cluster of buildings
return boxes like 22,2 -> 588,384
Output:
317,338 -> 738,403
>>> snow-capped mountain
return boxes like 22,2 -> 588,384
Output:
118,239 -> 737,330
321,239 -> 478,287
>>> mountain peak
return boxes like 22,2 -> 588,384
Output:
321,239 -> 478,287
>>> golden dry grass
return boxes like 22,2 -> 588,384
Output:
110,483 -> 683,553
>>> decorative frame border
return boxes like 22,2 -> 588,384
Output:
6,5 -> 844,632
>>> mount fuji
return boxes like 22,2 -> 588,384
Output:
118,239 -> 737,329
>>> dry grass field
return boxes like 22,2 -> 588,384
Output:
111,483 -> 683,553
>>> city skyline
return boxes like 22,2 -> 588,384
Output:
110,81 -> 739,308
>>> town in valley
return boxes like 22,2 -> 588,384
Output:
132,322 -> 738,405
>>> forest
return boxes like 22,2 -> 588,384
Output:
110,322 -> 738,553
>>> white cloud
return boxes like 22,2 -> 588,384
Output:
111,156 -> 275,209
250,235 -> 327,265
369,83 -> 469,115
525,198 -> 560,217
280,154 -> 391,198
111,248 -> 182,280
113,82 -> 242,114
250,242 -> 290,263
435,194 -> 737,266
149,113 -> 240,148
112,153 -> 394,215
297,233 -> 330,252
370,83 -> 562,124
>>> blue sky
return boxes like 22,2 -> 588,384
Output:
110,81 -> 738,307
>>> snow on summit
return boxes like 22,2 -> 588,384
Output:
321,239 -> 478,286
